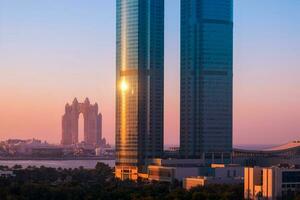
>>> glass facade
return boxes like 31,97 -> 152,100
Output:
116,0 -> 164,173
282,171 -> 300,183
180,0 -> 233,157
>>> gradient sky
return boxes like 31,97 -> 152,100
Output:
0,0 -> 299,146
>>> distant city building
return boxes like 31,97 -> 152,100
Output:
0,138 -> 113,158
0,139 -> 57,156
115,0 -> 164,180
95,147 -> 115,157
245,165 -> 300,200
31,147 -> 64,158
61,98 -> 103,146
180,0 -> 233,158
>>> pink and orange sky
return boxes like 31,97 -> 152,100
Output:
0,0 -> 300,146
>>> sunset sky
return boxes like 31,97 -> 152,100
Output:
0,0 -> 299,146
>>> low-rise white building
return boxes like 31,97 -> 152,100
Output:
148,165 -> 199,182
183,176 -> 243,190
147,159 -> 244,184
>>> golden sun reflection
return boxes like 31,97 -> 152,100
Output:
120,80 -> 128,92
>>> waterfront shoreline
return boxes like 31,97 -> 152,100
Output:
0,159 -> 115,169
0,157 -> 115,161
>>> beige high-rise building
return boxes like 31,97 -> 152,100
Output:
61,98 -> 102,146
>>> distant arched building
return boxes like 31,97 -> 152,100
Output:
61,98 -> 102,146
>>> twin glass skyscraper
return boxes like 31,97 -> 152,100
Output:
115,0 -> 164,179
115,0 -> 233,179
180,0 -> 233,158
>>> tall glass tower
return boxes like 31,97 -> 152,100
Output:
180,0 -> 233,159
115,0 -> 164,180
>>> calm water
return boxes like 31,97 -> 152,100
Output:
0,160 -> 115,169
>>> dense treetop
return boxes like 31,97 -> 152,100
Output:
0,163 -> 244,200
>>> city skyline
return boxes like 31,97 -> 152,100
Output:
1,0 -> 300,146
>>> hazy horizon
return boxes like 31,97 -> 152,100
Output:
0,0 -> 300,146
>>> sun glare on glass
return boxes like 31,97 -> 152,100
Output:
120,80 -> 128,92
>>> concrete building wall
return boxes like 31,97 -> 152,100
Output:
175,167 -> 199,181
214,166 -> 244,178
183,177 -> 205,190
184,176 -> 243,190
244,167 -> 263,199
262,168 -> 274,199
